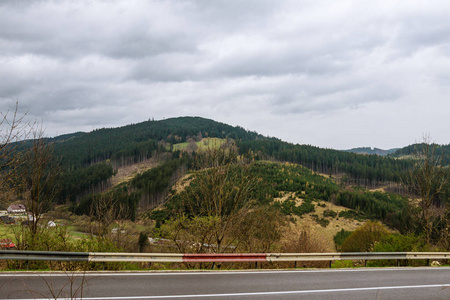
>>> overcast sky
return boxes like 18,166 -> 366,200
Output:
1,0 -> 449,149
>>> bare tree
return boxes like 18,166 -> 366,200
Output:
90,194 -> 115,238
406,136 -> 448,243
281,225 -> 333,268
235,206 -> 285,253
185,138 -> 198,154
89,192 -> 132,249
16,126 -> 61,236
0,101 -> 32,190
183,142 -> 257,253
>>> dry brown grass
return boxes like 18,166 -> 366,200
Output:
171,174 -> 194,195
110,158 -> 160,187
276,192 -> 367,251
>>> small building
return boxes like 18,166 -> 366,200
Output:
0,238 -> 15,249
7,204 -> 26,215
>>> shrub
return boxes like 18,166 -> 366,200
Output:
334,229 -> 352,251
374,234 -> 428,252
292,201 -> 315,216
323,209 -> 337,218
341,221 -> 389,252
311,214 -> 329,227
338,210 -> 366,221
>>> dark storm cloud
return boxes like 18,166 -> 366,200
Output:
0,0 -> 449,149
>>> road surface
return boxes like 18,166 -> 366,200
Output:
1,267 -> 449,299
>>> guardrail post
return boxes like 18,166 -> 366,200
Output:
255,261 -> 258,269
329,261 -> 332,268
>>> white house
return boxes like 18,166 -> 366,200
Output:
7,204 -> 26,215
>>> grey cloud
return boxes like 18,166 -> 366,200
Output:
1,0 -> 449,148
106,32 -> 195,59
0,1 -> 197,60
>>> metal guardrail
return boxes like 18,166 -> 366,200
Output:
0,250 -> 89,262
1,250 -> 449,264
90,252 -> 183,263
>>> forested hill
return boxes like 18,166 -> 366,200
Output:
237,140 -> 411,184
390,143 -> 450,166
51,117 -> 267,168
46,116 -> 426,205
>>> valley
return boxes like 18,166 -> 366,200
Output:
0,116 -> 448,270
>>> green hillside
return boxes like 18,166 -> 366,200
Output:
390,143 -> 450,166
44,117 -> 422,232
153,160 -> 410,232
237,139 -> 412,184
46,117 -> 422,207
8,116 -> 447,232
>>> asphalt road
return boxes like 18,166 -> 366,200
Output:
1,267 -> 450,300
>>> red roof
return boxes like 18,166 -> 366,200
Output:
0,238 -> 15,248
